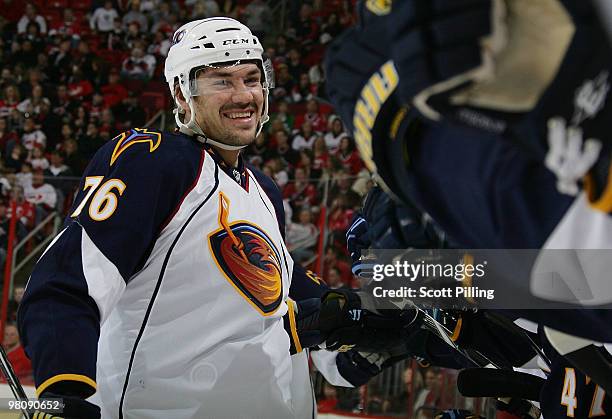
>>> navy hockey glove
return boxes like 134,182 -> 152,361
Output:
362,186 -> 448,250
289,290 -> 421,353
346,213 -> 374,279
336,346 -> 413,387
393,0 -> 612,206
34,392 -> 100,419
319,289 -> 421,352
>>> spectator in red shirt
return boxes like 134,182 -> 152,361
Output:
101,68 -> 128,108
322,245 -> 352,286
11,184 -> 36,228
335,136 -> 364,176
312,136 -> 330,174
295,98 -> 328,132
24,170 -> 58,224
51,8 -> 84,38
283,166 -> 318,211
121,44 -> 157,80
67,68 -> 94,101
1,323 -> 33,385
328,195 -> 355,235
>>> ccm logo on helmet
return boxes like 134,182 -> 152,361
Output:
172,30 -> 186,45
223,38 -> 249,45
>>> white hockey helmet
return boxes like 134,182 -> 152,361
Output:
164,17 -> 274,150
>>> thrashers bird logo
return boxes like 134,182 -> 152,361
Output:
209,192 -> 283,315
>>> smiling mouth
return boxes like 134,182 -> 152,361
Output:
222,110 -> 256,120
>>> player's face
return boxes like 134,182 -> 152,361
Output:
193,63 -> 264,148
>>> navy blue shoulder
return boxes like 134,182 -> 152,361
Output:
85,129 -> 203,178
68,129 -> 207,280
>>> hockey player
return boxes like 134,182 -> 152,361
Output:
325,0 -> 612,415
17,18 -> 415,419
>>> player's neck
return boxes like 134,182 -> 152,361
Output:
212,147 -> 240,168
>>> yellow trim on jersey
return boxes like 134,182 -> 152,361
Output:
584,168 -> 612,213
110,128 -> 162,166
36,373 -> 96,397
366,0 -> 392,15
32,413 -> 61,419
450,317 -> 463,342
286,299 -> 302,353
305,270 -> 321,285
461,253 -> 475,304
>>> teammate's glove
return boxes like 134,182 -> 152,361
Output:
435,409 -> 484,419
391,0 -> 612,203
448,310 -> 538,368
290,290 -> 420,353
336,345 -> 413,387
320,289 -> 421,352
33,392 -> 100,419
362,186 -> 448,250
346,213 -> 374,279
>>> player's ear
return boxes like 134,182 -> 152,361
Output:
174,84 -> 189,114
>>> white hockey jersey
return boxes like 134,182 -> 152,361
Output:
18,130 -> 326,419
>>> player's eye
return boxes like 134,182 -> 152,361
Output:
245,78 -> 260,86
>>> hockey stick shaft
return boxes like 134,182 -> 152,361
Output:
0,345 -> 31,419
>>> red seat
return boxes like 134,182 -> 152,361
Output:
122,79 -> 146,94
97,49 -> 128,67
140,91 -> 167,121
42,10 -> 62,28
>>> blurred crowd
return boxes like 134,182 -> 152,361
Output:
314,361 -> 468,419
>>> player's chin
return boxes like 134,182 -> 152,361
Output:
231,126 -> 258,146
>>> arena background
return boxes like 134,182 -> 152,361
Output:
0,0 -> 498,417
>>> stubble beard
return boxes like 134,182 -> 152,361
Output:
199,117 -> 261,146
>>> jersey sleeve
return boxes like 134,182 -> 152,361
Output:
18,130 -> 205,397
